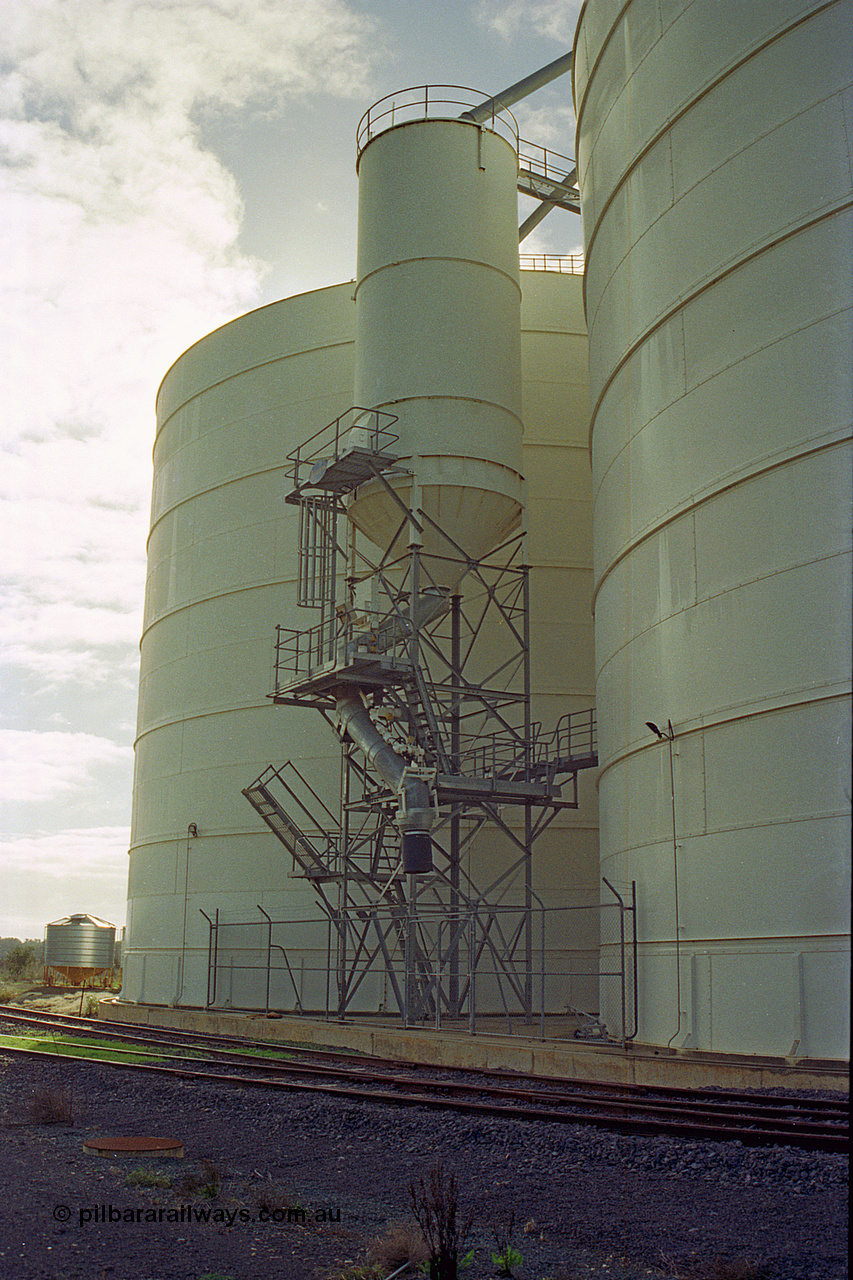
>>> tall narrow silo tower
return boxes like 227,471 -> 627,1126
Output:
574,0 -> 852,1056
349,98 -> 524,561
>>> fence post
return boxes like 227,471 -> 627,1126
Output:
468,911 -> 476,1035
602,877 -> 626,1047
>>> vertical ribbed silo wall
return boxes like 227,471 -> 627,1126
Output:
124,284 -> 357,1008
575,0 -> 852,1055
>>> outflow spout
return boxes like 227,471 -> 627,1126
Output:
335,689 -> 434,873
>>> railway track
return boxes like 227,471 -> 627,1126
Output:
0,1005 -> 846,1154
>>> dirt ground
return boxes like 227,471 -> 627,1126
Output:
0,993 -> 847,1280
0,1055 -> 846,1280
3,986 -> 98,1017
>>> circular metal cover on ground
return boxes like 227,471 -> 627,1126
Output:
83,1136 -> 184,1157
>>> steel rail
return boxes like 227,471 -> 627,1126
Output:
0,1042 -> 845,1153
0,1007 -> 846,1114
0,1012 -> 846,1153
0,1030 -> 840,1132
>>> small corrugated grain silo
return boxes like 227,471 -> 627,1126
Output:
44,914 -> 116,987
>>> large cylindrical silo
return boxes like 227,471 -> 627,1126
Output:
125,263 -> 600,1017
124,285 -> 356,1008
574,0 -> 851,1055
349,108 -> 524,560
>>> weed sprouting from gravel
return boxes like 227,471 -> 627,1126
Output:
409,1163 -> 474,1280
491,1209 -> 523,1277
177,1160 -> 225,1200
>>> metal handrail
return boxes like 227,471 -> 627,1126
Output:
356,84 -> 520,159
517,138 -> 574,183
286,406 -> 399,491
457,708 -> 597,779
520,253 -> 585,274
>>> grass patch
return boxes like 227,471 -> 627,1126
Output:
0,1033 -> 174,1065
127,1166 -> 174,1189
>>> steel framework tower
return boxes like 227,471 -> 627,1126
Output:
243,408 -> 597,1022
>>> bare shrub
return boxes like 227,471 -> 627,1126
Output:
27,1085 -> 74,1124
409,1164 -> 474,1280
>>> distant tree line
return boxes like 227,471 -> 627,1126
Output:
0,938 -> 43,978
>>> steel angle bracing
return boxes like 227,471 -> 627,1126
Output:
247,407 -> 601,1025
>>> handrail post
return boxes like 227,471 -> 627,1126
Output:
257,904 -> 272,1016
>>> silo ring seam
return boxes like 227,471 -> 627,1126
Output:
133,704 -> 286,748
594,547 -> 850,681
147,396 -> 527,543
139,579 -> 304,642
593,687 -> 850,783
585,200 -> 852,458
583,90 -> 847,340
590,299 -> 852,507
575,0 -> 841,319
155,286 -> 355,415
574,0 -> 837,281
145,467 -> 303,548
353,257 -> 521,300
589,430 -> 850,610
155,340 -> 355,433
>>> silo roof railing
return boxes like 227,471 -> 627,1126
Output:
356,85 -> 519,162
520,253 -> 584,274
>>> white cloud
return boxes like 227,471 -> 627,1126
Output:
515,102 -> 576,149
0,826 -> 130,937
474,1 -> 581,46
0,730 -> 132,802
0,0 -> 376,695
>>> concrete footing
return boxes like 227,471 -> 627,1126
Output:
97,999 -> 847,1092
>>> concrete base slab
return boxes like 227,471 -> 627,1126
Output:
96,1000 -> 848,1091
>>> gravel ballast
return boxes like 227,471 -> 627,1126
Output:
0,1048 -> 847,1280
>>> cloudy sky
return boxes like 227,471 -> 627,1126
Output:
1,0 -> 582,941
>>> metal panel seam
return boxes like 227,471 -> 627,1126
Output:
593,548 -> 852,680
591,301 -> 853,505
594,687 -> 851,781
587,201 -> 853,454
353,258 -> 522,300
590,430 -> 851,608
155,339 -> 355,428
577,0 -> 841,279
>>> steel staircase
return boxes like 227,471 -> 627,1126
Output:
242,765 -> 340,882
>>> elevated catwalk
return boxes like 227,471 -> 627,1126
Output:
97,1000 -> 846,1093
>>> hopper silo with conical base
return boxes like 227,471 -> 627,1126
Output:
348,97 -> 524,562
574,0 -> 851,1056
